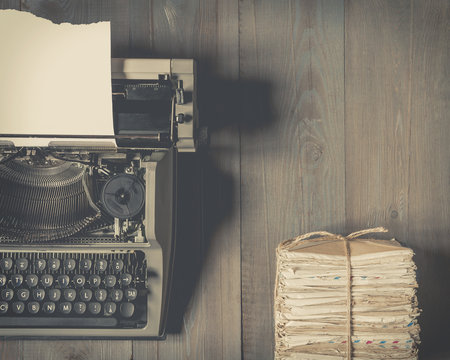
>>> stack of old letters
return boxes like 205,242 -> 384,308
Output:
274,229 -> 420,360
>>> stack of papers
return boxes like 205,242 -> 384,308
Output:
274,230 -> 421,360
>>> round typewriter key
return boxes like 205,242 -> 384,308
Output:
43,302 -> 55,314
105,275 -> 116,288
41,274 -> 53,287
80,289 -> 92,301
0,258 -> 12,271
89,275 -> 101,288
104,302 -> 116,316
112,259 -> 124,272
74,302 -> 86,314
120,273 -> 132,287
16,258 -> 28,271
64,259 -> 76,271
33,289 -> 45,301
88,302 -> 101,315
80,259 -> 92,271
17,289 -> 30,301
1,289 -> 13,301
48,258 -> 61,271
35,259 -> 46,271
28,301 -> 40,314
12,301 -> 24,314
95,289 -> 107,302
0,301 -> 8,314
120,302 -> 134,318
57,275 -> 70,288
60,302 -> 72,314
64,289 -> 76,301
48,289 -> 61,302
95,259 -> 108,272
110,289 -> 123,302
11,274 -> 23,287
73,275 -> 85,287
125,288 -> 137,301
0,275 -> 6,287
26,274 -> 38,287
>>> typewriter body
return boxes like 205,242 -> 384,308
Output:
0,59 -> 197,338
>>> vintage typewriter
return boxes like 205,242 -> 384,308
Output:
0,59 -> 197,338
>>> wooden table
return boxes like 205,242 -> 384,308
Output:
0,1 -> 449,359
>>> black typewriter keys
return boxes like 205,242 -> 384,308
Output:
12,302 -> 24,314
33,289 -> 45,301
28,302 -> 40,314
35,259 -> 46,271
26,274 -> 38,287
16,258 -> 28,271
74,302 -> 86,315
73,275 -> 86,287
0,251 -> 147,329
80,259 -> 92,271
95,259 -> 108,272
57,275 -> 70,288
1,289 -> 13,301
0,258 -> 12,271
0,302 -> 8,314
17,289 -> 30,301
64,259 -> 76,271
41,274 -> 53,287
48,258 -> 60,271
11,274 -> 23,287
80,289 -> 92,301
100,174 -> 145,219
120,302 -> 134,318
48,289 -> 61,302
89,275 -> 101,287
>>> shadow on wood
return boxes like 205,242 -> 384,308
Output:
166,66 -> 274,333
414,243 -> 450,358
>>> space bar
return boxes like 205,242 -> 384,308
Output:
0,317 -> 118,328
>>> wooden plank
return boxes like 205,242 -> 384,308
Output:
12,2 -> 132,359
0,1 -> 19,10
132,0 -> 241,359
345,0 -> 412,239
408,1 -> 450,358
239,1 -> 345,358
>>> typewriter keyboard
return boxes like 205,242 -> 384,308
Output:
0,251 -> 147,328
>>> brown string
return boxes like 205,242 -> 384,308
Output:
278,227 -> 388,360
344,237 -> 352,360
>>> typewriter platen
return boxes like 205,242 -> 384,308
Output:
0,59 -> 197,338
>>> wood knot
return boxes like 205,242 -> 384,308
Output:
300,141 -> 323,169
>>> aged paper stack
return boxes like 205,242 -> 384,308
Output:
275,229 -> 420,360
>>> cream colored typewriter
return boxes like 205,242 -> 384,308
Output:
0,59 -> 197,338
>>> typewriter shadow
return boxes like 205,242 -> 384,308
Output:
413,242 -> 450,358
166,70 -> 274,333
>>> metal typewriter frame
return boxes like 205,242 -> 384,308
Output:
0,59 -> 197,339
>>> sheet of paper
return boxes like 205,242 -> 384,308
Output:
0,10 -> 114,147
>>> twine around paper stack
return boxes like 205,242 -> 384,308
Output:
274,228 -> 421,360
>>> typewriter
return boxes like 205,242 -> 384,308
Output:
0,58 -> 197,338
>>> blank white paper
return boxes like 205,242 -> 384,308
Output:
0,10 -> 114,147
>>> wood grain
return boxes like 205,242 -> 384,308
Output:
345,0 -> 412,238
408,1 -> 450,357
239,0 -> 345,358
132,0 -> 241,359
